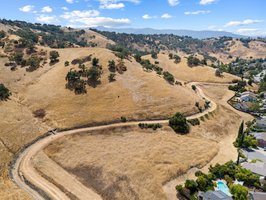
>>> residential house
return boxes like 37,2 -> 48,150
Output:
242,162 -> 266,177
234,102 -> 251,112
255,119 -> 266,129
249,191 -> 266,200
198,191 -> 233,200
240,91 -> 257,102
249,132 -> 266,148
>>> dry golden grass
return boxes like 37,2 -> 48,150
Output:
142,53 -> 237,83
21,47 -> 203,129
228,40 -> 266,59
0,46 -> 203,198
44,126 -> 218,200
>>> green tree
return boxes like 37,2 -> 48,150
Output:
0,30 -> 6,39
50,51 -> 59,64
185,180 -> 198,194
87,66 -> 102,86
169,53 -> 173,60
169,112 -> 189,134
0,84 -> 11,100
26,56 -> 41,71
243,135 -> 257,148
192,85 -> 197,91
134,53 -> 142,63
151,51 -> 158,59
64,61 -> 69,67
108,73 -> 116,82
230,184 -> 248,200
10,52 -> 24,65
174,55 -> 181,63
163,71 -> 175,84
108,60 -> 116,72
92,57 -> 99,66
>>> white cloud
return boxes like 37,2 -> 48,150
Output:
142,14 -> 153,19
161,13 -> 173,19
61,10 -> 100,20
100,3 -> 125,9
168,0 -> 179,6
224,19 -> 263,27
72,17 -> 130,27
36,15 -> 59,24
66,0 -> 74,3
41,6 -> 53,13
62,7 -> 69,11
61,9 -> 129,27
184,10 -> 210,15
98,0 -> 139,9
19,5 -> 34,13
199,0 -> 216,5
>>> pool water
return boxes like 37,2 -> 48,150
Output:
216,181 -> 231,196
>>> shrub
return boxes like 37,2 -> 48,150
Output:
0,84 -> 11,100
188,118 -> 200,126
187,55 -> 201,67
169,53 -> 173,59
108,73 -> 116,82
26,56 -> 41,71
87,66 -> 102,83
121,116 -> 127,122
185,180 -> 198,194
33,109 -> 46,118
92,57 -> 99,66
192,85 -> 197,91
151,51 -> 158,59
108,60 -> 116,72
163,71 -> 175,84
64,61 -> 69,67
10,52 -> 24,65
138,123 -> 162,130
0,30 -> 6,39
134,53 -> 142,63
230,184 -> 248,200
50,51 -> 59,64
174,55 -> 181,63
169,112 -> 189,134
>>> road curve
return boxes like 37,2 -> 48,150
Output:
10,82 -> 222,200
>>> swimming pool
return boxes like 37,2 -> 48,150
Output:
216,181 -> 231,196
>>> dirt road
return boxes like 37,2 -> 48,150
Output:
10,82 -> 222,200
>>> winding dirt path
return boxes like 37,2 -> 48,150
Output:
10,82 -> 223,200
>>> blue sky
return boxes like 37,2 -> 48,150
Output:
0,0 -> 265,36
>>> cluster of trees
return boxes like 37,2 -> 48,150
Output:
138,123 -> 162,130
163,71 -> 175,84
108,60 -> 116,82
228,79 -> 247,92
140,59 -> 163,75
65,57 -> 102,94
169,53 -> 181,63
234,122 -> 257,164
0,19 -> 88,48
8,51 -> 42,71
177,160 -> 263,200
49,51 -> 60,64
0,84 -> 11,100
169,112 -> 189,134
0,30 -> 6,39
94,29 -> 227,56
139,59 -> 175,84
187,55 -> 205,67
107,44 -> 130,59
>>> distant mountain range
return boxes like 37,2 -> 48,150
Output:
96,27 -> 243,39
